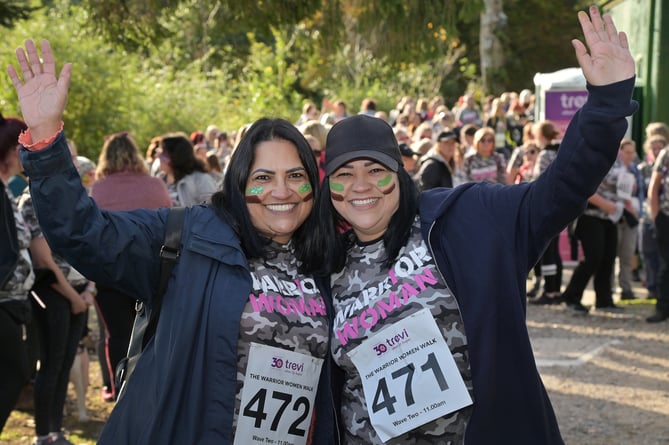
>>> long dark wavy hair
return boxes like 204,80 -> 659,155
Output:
210,118 -> 325,275
317,166 -> 420,274
160,133 -> 207,183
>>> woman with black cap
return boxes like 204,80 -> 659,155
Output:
317,6 -> 636,444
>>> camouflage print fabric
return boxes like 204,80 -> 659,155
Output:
18,190 -> 86,285
582,158 -> 626,220
654,148 -> 669,217
0,187 -> 33,302
463,152 -> 506,184
331,217 -> 473,444
508,146 -> 524,171
532,146 -> 558,179
232,241 -> 329,437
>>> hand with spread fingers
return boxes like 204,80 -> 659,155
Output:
572,5 -> 635,86
6,39 -> 71,141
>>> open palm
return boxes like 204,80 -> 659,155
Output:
572,6 -> 635,86
7,39 -> 71,141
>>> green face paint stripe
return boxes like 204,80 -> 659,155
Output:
330,182 -> 345,192
298,183 -> 312,194
377,174 -> 392,187
246,186 -> 264,195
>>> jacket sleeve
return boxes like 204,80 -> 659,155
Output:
20,132 -> 169,303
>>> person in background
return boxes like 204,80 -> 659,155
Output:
463,127 -> 507,184
0,114 -> 35,434
158,133 -> 217,207
561,151 -> 635,313
638,134 -> 667,302
205,152 -> 224,188
296,102 -> 320,126
616,139 -> 644,300
316,6 -> 636,442
454,94 -> 482,127
647,137 -> 669,322
415,130 -> 458,190
398,143 -> 419,175
529,120 -> 564,305
359,97 -> 377,117
507,142 -> 543,298
485,97 -> 515,160
18,162 -> 91,445
90,131 -> 172,402
459,123 -> 479,157
203,124 -> 220,151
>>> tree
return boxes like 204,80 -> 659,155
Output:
0,0 -> 38,29
480,0 -> 506,94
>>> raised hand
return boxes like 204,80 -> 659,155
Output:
6,39 -> 71,141
572,5 -> 635,86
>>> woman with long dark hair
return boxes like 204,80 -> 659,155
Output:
9,41 -> 335,444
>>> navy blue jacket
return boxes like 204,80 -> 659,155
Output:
417,78 -> 637,444
20,136 -> 335,444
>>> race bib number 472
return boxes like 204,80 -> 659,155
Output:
234,343 -> 324,445
349,308 -> 472,442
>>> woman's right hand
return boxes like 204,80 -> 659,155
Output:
6,39 -> 71,141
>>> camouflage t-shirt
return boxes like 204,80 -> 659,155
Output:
654,148 -> 669,217
0,187 -> 34,302
18,191 -> 87,286
232,241 -> 329,439
583,158 -> 626,220
463,152 -> 506,184
331,217 -> 473,444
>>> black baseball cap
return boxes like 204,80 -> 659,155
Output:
324,115 -> 402,175
437,130 -> 457,142
398,143 -> 419,157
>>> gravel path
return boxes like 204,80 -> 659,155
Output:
527,267 -> 669,445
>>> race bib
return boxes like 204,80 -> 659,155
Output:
349,308 -> 472,442
616,170 -> 634,200
234,343 -> 324,445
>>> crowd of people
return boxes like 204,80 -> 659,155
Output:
0,6 -> 665,445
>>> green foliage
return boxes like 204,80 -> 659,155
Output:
0,0 -> 39,29
0,0 -> 598,164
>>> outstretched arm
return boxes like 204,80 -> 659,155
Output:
7,39 -> 70,141
573,5 -> 635,86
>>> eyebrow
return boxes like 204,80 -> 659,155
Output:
250,166 -> 306,175
339,160 -> 383,169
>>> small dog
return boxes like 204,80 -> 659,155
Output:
68,339 -> 91,422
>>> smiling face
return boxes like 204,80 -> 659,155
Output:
245,139 -> 313,244
329,159 -> 400,242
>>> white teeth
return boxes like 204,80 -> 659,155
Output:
351,198 -> 378,206
266,203 -> 295,211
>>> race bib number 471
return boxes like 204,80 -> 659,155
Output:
234,343 -> 324,445
349,308 -> 472,442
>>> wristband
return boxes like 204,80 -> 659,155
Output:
18,121 -> 64,151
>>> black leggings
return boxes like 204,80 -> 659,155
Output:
0,301 -> 34,433
31,284 -> 86,436
95,287 -> 136,397
540,234 -> 563,293
563,214 -> 617,307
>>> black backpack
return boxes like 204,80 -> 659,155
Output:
115,207 -> 186,399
